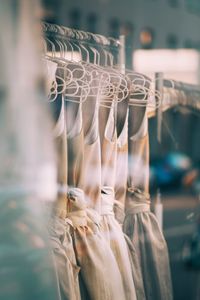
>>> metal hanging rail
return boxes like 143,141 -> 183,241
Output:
148,75 -> 200,118
42,21 -> 121,49
42,22 -> 200,115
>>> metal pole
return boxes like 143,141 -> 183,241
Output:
155,72 -> 164,143
119,35 -> 125,74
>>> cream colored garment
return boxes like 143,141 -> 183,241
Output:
114,106 -> 128,224
82,87 -> 101,212
100,103 -> 137,300
66,98 -> 84,189
114,91 -> 129,204
49,216 -> 81,300
49,95 -> 81,300
123,233 -> 146,300
114,98 -> 146,300
100,103 -> 117,188
66,98 -> 126,300
123,104 -> 173,300
101,188 -> 137,300
66,187 -> 126,300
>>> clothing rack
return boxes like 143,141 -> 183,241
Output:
42,21 -> 125,78
42,22 -> 200,116
148,74 -> 200,119
164,79 -> 200,93
42,21 -> 121,49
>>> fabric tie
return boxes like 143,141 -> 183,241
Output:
66,187 -> 87,228
125,187 -> 151,215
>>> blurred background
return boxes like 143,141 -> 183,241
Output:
40,0 -> 200,299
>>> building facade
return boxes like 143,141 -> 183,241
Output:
43,0 -> 200,50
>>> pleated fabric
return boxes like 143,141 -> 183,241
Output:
82,81 -> 101,213
99,102 -> 137,300
111,95 -> 146,300
101,188 -> 137,300
49,94 -> 81,300
66,187 -> 126,300
49,216 -> 81,300
124,188 -> 173,300
66,96 -> 126,300
123,102 -> 173,300
123,233 -> 146,300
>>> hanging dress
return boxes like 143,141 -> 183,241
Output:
99,97 -> 137,300
82,80 -> 101,213
65,91 -> 126,300
123,102 -> 173,300
114,92 -> 146,300
48,93 -> 81,300
114,91 -> 129,224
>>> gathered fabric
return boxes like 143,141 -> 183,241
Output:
126,101 -> 173,300
101,186 -> 137,300
66,187 -> 126,300
123,188 -> 173,300
48,94 -> 80,300
123,233 -> 146,300
49,215 -> 81,300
